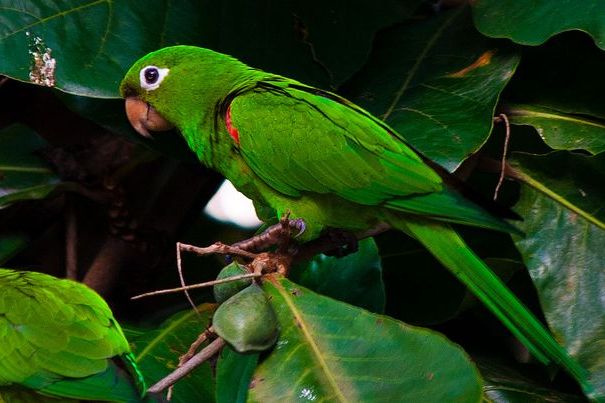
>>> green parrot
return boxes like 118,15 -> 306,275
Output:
0,269 -> 145,402
120,46 -> 590,394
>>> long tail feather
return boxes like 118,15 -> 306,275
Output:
396,218 -> 592,396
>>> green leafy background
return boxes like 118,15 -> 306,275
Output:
0,0 -> 603,402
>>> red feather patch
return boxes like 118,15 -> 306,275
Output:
226,105 -> 240,144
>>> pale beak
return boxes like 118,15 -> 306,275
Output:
125,97 -> 174,138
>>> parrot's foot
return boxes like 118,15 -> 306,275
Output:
322,228 -> 359,257
230,217 -> 306,254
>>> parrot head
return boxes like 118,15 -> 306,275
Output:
120,48 -> 180,137
120,45 -> 245,138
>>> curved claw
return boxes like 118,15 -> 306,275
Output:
290,218 -> 306,238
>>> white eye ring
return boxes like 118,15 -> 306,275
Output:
139,65 -> 169,91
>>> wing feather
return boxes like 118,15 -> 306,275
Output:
0,270 -> 130,385
230,82 -> 443,206
228,81 -> 519,233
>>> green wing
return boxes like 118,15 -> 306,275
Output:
0,269 -> 142,402
232,82 -> 442,201
230,81 -> 514,232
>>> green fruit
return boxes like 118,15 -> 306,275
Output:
213,262 -> 253,303
213,284 -> 279,353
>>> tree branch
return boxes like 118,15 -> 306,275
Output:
292,223 -> 390,263
65,196 -> 77,279
147,337 -> 226,394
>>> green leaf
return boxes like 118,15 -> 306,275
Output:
343,7 -> 519,170
215,348 -> 258,403
512,152 -> 605,224
472,0 -> 605,50
377,232 -> 467,325
289,238 -> 385,313
0,387 -> 76,402
0,233 -> 29,265
511,152 -> 605,400
477,358 -> 586,402
378,232 -> 522,326
251,276 -> 483,402
0,184 -> 60,209
211,0 -> 422,89
0,0 -> 418,97
506,104 -> 605,154
127,304 -> 217,403
0,124 -> 59,208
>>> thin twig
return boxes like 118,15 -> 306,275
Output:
179,241 -> 258,259
148,337 -> 226,394
131,273 -> 262,300
65,198 -> 77,279
493,113 -> 511,200
176,242 -> 200,315
141,221 -> 390,301
168,327 -> 214,400
179,327 -> 214,367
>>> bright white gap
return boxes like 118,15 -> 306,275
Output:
204,180 -> 262,229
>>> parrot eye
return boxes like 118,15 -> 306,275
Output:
144,68 -> 159,83
139,65 -> 169,91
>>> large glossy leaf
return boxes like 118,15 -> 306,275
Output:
0,0 -> 417,97
0,387 -> 75,402
289,238 -> 385,313
0,234 -> 28,265
472,0 -> 605,50
501,33 -> 605,156
127,304 -> 217,403
377,231 -> 468,325
209,0 -> 421,90
0,124 -> 59,208
343,7 -> 519,170
376,230 -> 522,326
477,358 -> 585,402
511,152 -> 605,400
506,104 -> 605,155
250,275 -> 483,402
215,348 -> 258,403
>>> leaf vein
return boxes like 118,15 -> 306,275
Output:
0,0 -> 108,41
273,280 -> 348,402
382,7 -> 463,120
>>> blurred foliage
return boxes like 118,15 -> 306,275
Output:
0,0 -> 603,401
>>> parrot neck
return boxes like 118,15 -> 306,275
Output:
181,113 -> 271,206
177,63 -> 267,169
